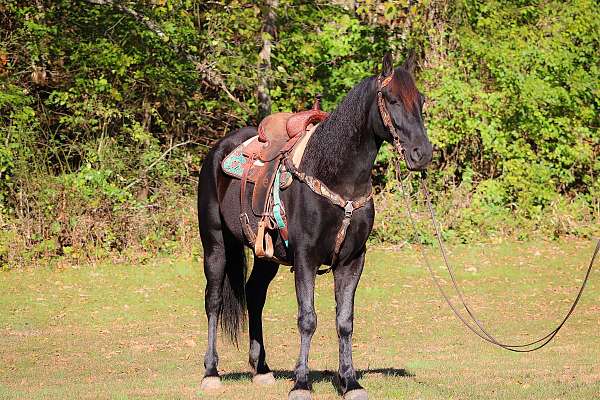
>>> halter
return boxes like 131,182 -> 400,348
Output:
376,74 -> 405,158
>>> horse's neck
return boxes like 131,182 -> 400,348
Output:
300,82 -> 380,200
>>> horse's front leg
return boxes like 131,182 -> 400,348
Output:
289,259 -> 318,400
333,250 -> 368,400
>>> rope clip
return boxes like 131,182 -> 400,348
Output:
344,201 -> 354,218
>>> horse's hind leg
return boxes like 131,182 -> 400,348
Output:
246,257 -> 279,384
199,224 -> 227,390
199,220 -> 247,391
333,251 -> 368,400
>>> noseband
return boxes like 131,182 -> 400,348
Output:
376,75 -> 405,158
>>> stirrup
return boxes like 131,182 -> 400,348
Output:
255,220 -> 274,259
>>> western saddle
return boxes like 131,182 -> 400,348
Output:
222,96 -> 329,261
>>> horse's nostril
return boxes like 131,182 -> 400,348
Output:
411,148 -> 423,162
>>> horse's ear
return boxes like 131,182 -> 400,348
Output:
402,50 -> 417,74
381,52 -> 393,77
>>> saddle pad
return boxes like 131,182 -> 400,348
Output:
221,123 -> 318,185
222,137 -> 292,187
222,137 -> 255,179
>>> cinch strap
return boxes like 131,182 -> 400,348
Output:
272,166 -> 288,247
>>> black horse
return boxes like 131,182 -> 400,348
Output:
197,53 -> 433,400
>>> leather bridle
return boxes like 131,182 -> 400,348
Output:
377,74 -> 406,158
285,75 -> 403,274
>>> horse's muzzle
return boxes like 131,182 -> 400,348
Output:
405,143 -> 433,171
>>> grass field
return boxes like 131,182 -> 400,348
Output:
1,239 -> 599,399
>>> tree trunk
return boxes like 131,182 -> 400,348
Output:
257,0 -> 278,121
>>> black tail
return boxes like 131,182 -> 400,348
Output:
218,228 -> 248,346
198,127 -> 256,347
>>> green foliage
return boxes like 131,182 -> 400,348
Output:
0,0 -> 598,265
411,0 -> 599,238
269,3 -> 386,111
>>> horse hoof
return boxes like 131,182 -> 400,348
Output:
253,372 -> 276,385
288,389 -> 312,400
200,376 -> 224,392
344,389 -> 368,400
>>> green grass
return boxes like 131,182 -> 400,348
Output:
1,239 -> 599,399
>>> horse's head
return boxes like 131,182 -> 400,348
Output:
374,53 -> 433,171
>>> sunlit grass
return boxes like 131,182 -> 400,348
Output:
1,239 -> 599,399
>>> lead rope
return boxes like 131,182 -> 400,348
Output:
394,158 -> 600,352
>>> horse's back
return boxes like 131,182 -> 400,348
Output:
198,127 -> 256,193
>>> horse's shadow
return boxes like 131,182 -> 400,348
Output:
221,368 -> 413,394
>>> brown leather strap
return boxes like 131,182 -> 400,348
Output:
240,155 -> 256,245
377,75 -> 405,157
284,157 -> 372,267
331,217 -> 352,267
284,158 -> 372,211
252,157 -> 280,216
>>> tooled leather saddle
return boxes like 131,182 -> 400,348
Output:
221,96 -> 328,260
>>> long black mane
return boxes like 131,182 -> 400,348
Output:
301,76 -> 377,180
